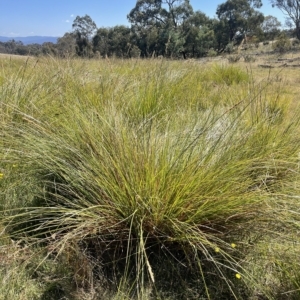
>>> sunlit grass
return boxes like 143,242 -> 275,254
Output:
1,56 -> 300,299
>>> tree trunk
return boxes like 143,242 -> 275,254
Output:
296,21 -> 300,40
180,51 -> 187,59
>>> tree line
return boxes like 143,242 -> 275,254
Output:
1,0 -> 299,59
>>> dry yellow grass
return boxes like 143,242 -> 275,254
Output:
0,53 -> 30,60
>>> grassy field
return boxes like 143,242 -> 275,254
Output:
1,53 -> 300,299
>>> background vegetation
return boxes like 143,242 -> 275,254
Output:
1,0 -> 299,59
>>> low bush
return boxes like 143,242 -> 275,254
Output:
207,48 -> 218,57
273,33 -> 292,54
243,55 -> 256,62
227,55 -> 241,63
225,42 -> 234,54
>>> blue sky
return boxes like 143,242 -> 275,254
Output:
0,0 -> 285,37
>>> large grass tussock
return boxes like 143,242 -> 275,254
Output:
1,57 -> 300,299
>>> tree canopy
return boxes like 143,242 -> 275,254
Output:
72,14 -> 97,57
261,15 -> 282,40
216,0 -> 264,41
72,14 -> 97,39
2,0 -> 299,59
270,0 -> 300,39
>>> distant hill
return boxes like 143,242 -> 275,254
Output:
0,36 -> 58,45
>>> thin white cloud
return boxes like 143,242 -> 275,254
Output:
70,14 -> 74,18
9,32 -> 20,36
65,20 -> 70,23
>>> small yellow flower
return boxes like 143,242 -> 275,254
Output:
215,247 -> 220,253
0,173 -> 3,179
235,273 -> 241,279
231,243 -> 236,248
12,164 -> 17,168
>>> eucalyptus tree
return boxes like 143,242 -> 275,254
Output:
212,18 -> 232,52
261,15 -> 282,40
41,42 -> 58,56
109,26 -> 133,58
72,14 -> 97,57
56,33 -> 77,57
216,0 -> 264,42
128,0 -> 193,29
182,11 -> 216,57
93,26 -> 133,58
127,0 -> 194,57
72,14 -> 97,39
93,28 -> 110,57
4,39 -> 18,54
270,0 -> 300,39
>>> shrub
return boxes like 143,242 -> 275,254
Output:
227,54 -> 241,63
243,54 -> 256,62
273,33 -> 291,53
225,42 -> 234,54
207,48 -> 218,57
291,38 -> 300,48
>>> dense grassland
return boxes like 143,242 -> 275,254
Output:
1,55 -> 300,299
